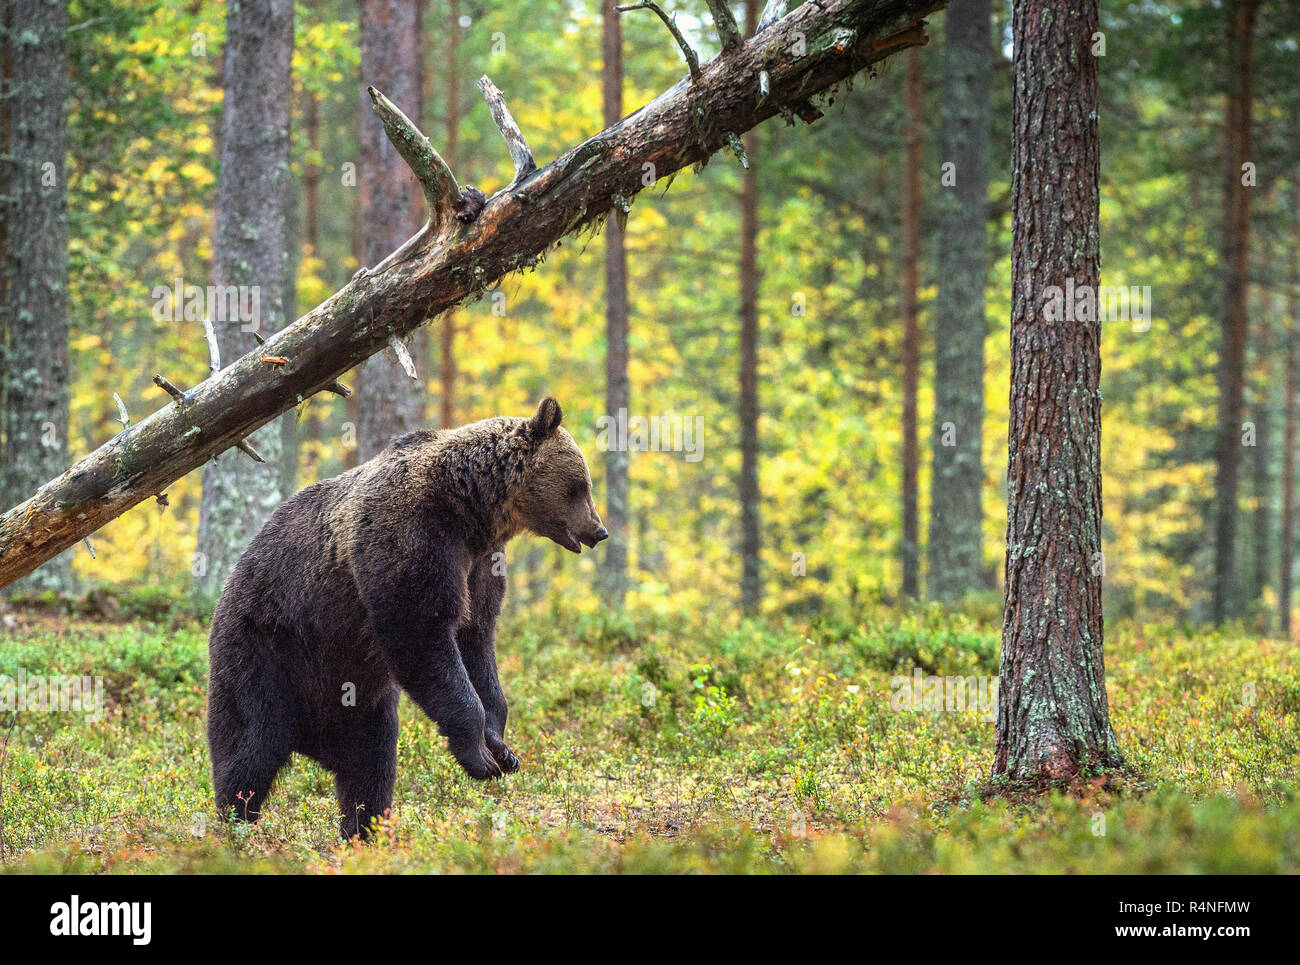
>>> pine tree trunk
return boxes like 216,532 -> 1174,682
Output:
738,0 -> 763,616
928,0 -> 989,604
1212,0 -> 1257,625
280,84 -> 301,500
1249,245 -> 1272,611
1282,183 -> 1298,639
600,0 -> 630,607
0,0 -> 9,508
440,0 -> 462,430
1,0 -> 73,595
993,0 -> 1122,782
899,45 -> 922,599
195,0 -> 294,601
344,167 -> 362,472
357,0 -> 426,460
304,90 -> 321,268
302,88 -> 323,480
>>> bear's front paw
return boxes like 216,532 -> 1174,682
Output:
453,740 -> 504,781
486,733 -> 520,773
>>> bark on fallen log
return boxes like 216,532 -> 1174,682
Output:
0,0 -> 942,589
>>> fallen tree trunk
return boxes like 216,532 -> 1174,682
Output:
0,0 -> 943,589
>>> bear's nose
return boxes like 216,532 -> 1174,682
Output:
594,526 -> 609,543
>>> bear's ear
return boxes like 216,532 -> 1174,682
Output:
521,396 -> 563,441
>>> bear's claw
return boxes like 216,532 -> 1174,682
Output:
486,734 -> 520,773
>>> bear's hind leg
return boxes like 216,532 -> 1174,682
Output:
213,735 -> 292,826
333,697 -> 399,840
335,765 -> 395,841
208,650 -> 297,827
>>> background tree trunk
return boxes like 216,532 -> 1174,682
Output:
928,0 -> 989,604
302,87 -> 323,481
440,0 -> 462,430
898,45 -> 922,600
599,0 -> 630,607
195,0 -> 294,601
356,0 -> 426,461
280,83 -> 302,500
1282,180 -> 1298,639
1212,0 -> 1257,625
738,0 -> 763,616
1,0 -> 73,596
0,0 -> 9,507
1249,240 -> 1272,612
345,166 -> 363,471
994,0 -> 1122,781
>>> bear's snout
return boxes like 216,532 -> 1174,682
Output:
576,523 -> 607,550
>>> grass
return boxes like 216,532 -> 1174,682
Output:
0,599 -> 1297,873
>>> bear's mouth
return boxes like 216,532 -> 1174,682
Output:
557,528 -> 582,554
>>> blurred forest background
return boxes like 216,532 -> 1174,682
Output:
3,0 -> 1300,632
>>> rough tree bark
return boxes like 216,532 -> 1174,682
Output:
439,0 -> 462,430
0,0 -> 73,595
1211,0 -> 1257,625
0,0 -> 9,489
357,0 -> 427,461
1282,181 -> 1298,639
280,84 -> 302,501
1249,241 -> 1272,610
993,0 -> 1122,781
0,0 -> 947,590
302,87 -> 324,480
344,163 -> 363,472
928,0 -> 989,605
193,0 -> 294,601
599,0 -> 630,607
899,44 -> 921,599
739,0 -> 762,616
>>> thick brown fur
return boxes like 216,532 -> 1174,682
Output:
206,398 -> 605,838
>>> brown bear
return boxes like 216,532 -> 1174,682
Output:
206,397 -> 606,838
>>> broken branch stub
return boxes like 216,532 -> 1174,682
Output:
758,0 -> 791,33
253,331 -> 350,397
478,76 -> 537,186
704,0 -> 744,50
387,334 -> 419,382
152,373 -> 264,463
366,85 -> 463,232
617,2 -> 701,81
203,318 -> 221,376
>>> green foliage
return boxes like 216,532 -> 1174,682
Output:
808,604 -> 1000,676
0,604 -> 1296,873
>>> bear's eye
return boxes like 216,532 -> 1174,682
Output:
569,481 -> 587,501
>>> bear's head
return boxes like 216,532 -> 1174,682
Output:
513,398 -> 608,554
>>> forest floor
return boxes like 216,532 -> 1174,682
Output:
0,595 -> 1297,874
